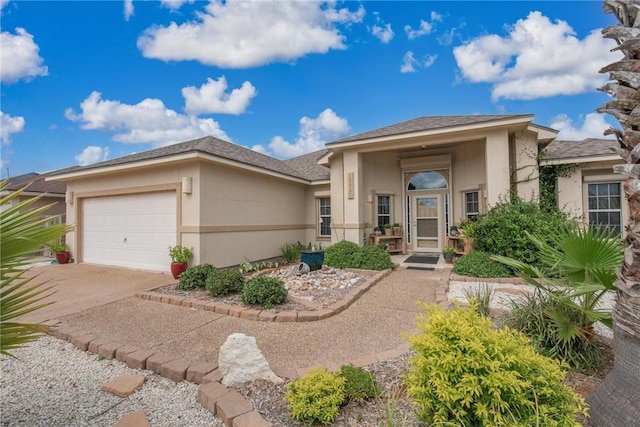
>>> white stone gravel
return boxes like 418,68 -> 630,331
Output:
447,280 -> 616,339
0,335 -> 223,427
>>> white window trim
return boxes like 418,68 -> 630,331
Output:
317,197 -> 331,237
583,181 -> 625,236
463,190 -> 481,220
375,193 -> 394,228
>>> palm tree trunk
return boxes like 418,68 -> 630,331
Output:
586,1 -> 640,424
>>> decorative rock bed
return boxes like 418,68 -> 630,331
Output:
447,273 -> 616,339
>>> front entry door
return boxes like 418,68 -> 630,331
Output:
412,195 -> 441,252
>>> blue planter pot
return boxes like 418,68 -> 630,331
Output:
300,250 -> 324,271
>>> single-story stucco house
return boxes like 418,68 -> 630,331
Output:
47,114 -> 624,273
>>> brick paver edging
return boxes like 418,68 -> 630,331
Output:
449,273 -> 526,285
134,268 -> 392,322
44,320 -> 272,427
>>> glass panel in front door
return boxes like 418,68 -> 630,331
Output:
414,196 -> 439,250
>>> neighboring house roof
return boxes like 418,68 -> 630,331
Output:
543,138 -> 621,163
4,171 -> 68,195
330,114 -> 534,144
283,149 -> 330,181
48,136 -> 327,182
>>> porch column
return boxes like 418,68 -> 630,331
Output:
513,132 -> 540,199
342,150 -> 363,245
485,130 -> 511,208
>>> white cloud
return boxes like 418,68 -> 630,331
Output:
0,111 -> 25,145
1,0 -> 9,12
423,54 -> 437,68
65,91 -> 229,147
371,22 -> 394,44
0,27 -> 48,83
400,51 -> 418,73
400,51 -> 436,73
75,146 -> 110,166
252,108 -> 350,158
160,0 -> 194,11
404,12 -> 442,40
137,0 -> 365,68
182,77 -> 257,115
551,113 -> 615,141
124,0 -> 134,21
453,11 -> 622,101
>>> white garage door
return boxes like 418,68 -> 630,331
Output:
82,192 -> 177,272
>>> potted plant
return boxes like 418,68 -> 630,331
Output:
49,241 -> 71,264
392,223 -> 402,236
442,247 -> 456,263
168,245 -> 193,279
449,225 -> 459,236
384,223 -> 393,236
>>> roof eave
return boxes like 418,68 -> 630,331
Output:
46,151 -> 312,185
528,124 -> 558,143
541,155 -> 622,166
326,115 -> 535,149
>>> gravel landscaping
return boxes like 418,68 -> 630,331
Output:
0,335 -> 222,427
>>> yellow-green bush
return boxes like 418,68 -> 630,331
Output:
285,367 -> 346,425
404,303 -> 588,426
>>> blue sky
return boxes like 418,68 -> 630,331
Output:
0,1 -> 620,179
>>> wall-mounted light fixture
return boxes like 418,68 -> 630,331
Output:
182,177 -> 192,194
65,191 -> 74,204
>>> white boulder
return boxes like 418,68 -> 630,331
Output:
218,333 -> 283,386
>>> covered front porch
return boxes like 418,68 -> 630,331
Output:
321,115 -> 555,253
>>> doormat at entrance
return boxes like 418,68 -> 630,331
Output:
407,266 -> 435,271
404,254 -> 440,264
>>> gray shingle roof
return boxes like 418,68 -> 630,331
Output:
49,136 -> 324,182
330,114 -> 533,144
283,149 -> 330,181
544,138 -> 620,160
5,172 -> 68,194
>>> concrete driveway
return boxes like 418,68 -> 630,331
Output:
16,263 -> 176,324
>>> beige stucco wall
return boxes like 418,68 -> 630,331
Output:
557,160 -> 626,228
196,163 -> 309,267
450,141 -> 486,223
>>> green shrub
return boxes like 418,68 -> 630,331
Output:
178,264 -> 215,291
453,251 -> 512,278
404,303 -> 587,426
325,240 -> 394,271
507,289 -> 604,373
285,367 -> 346,425
352,245 -> 395,271
472,198 -> 569,268
205,268 -> 245,297
280,241 -> 305,264
324,240 -> 360,268
240,276 -> 287,308
337,365 -> 381,402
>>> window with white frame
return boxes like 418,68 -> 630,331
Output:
588,182 -> 622,236
377,195 -> 391,228
318,197 -> 331,237
464,191 -> 480,220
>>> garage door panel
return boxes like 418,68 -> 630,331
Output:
82,192 -> 176,272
